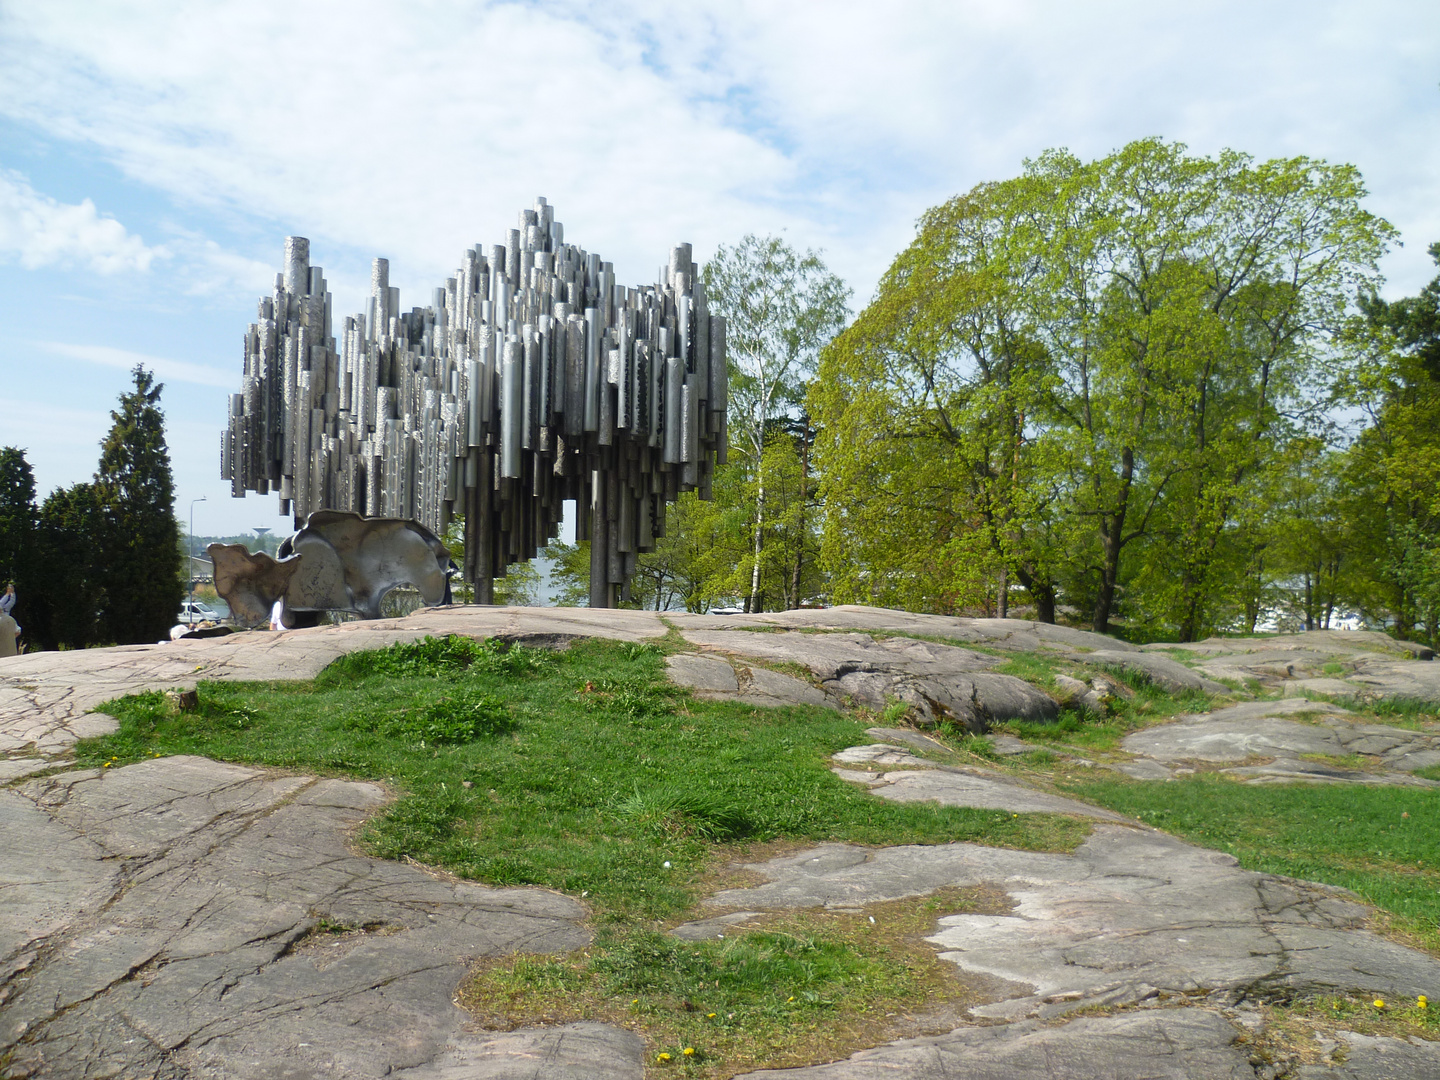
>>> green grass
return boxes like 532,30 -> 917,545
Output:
1286,692 -> 1440,731
81,636 -> 1088,920
472,925 -> 911,1070
461,888 -> 999,1075
990,651 -> 1064,689
77,634 -> 1091,1076
980,663 -> 1215,755
1062,773 -> 1440,949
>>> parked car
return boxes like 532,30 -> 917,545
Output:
178,600 -> 220,625
708,605 -> 744,615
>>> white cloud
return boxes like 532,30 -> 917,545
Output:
162,230 -> 281,297
0,0 -> 1435,301
0,169 -> 163,274
38,342 -> 235,389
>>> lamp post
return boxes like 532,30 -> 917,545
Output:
188,497 -> 207,623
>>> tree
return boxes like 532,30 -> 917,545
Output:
704,236 -> 849,612
92,367 -> 183,645
541,539 -> 593,608
0,448 -> 38,622
810,181 -> 1066,618
815,139 -> 1393,637
28,483 -> 106,650
1340,244 -> 1440,646
493,561 -> 541,606
633,486 -> 740,612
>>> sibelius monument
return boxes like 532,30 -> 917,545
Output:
220,197 -> 728,611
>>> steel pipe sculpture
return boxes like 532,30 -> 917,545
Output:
222,197 -> 728,607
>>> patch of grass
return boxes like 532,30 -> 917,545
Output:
1417,765 -> 1440,782
926,659 -> 1221,759
1321,662 -> 1348,677
1255,992 -> 1439,1065
461,887 -> 1004,1076
879,699 -> 912,726
999,708 -> 1128,753
1017,748 -> 1058,766
1287,691 -> 1440,732
320,632 -> 557,683
991,651 -> 1063,689
1102,622 -> 1202,646
1297,752 -> 1380,772
1140,646 -> 1208,664
77,635 -> 1092,1075
1061,773 -> 1440,952
750,658 -> 825,688
1365,696 -> 1440,726
956,734 -> 998,760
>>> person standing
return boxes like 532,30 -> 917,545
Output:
0,612 -> 19,657
0,584 -> 14,618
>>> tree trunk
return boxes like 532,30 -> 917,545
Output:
789,423 -> 810,609
1091,449 -> 1135,636
749,472 -> 766,614
1093,527 -> 1123,635
1177,570 -> 1201,643
1035,584 -> 1056,623
1014,565 -> 1056,623
997,568 -> 1008,618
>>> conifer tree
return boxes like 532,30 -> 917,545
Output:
93,367 -> 183,644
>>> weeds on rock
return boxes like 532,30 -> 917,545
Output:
1255,991 -> 1439,1064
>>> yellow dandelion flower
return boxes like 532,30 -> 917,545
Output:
683,1048 -> 695,1056
1374,999 -> 1386,1009
1420,996 -> 1429,1009
706,1013 -> 716,1018
787,996 -> 795,1002
656,1052 -> 671,1062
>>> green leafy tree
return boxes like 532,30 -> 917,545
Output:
633,489 -> 737,611
816,139 -> 1393,637
493,561 -> 541,606
1341,245 -> 1440,645
541,538 -> 592,608
92,367 -> 183,645
810,181 -> 1066,618
704,236 -> 849,612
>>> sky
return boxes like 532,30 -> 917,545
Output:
1,0 -> 1437,539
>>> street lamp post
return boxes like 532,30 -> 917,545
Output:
188,497 -> 207,624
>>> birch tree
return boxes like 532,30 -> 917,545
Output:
704,236 -> 849,612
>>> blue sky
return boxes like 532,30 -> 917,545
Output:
1,0 -> 1437,537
